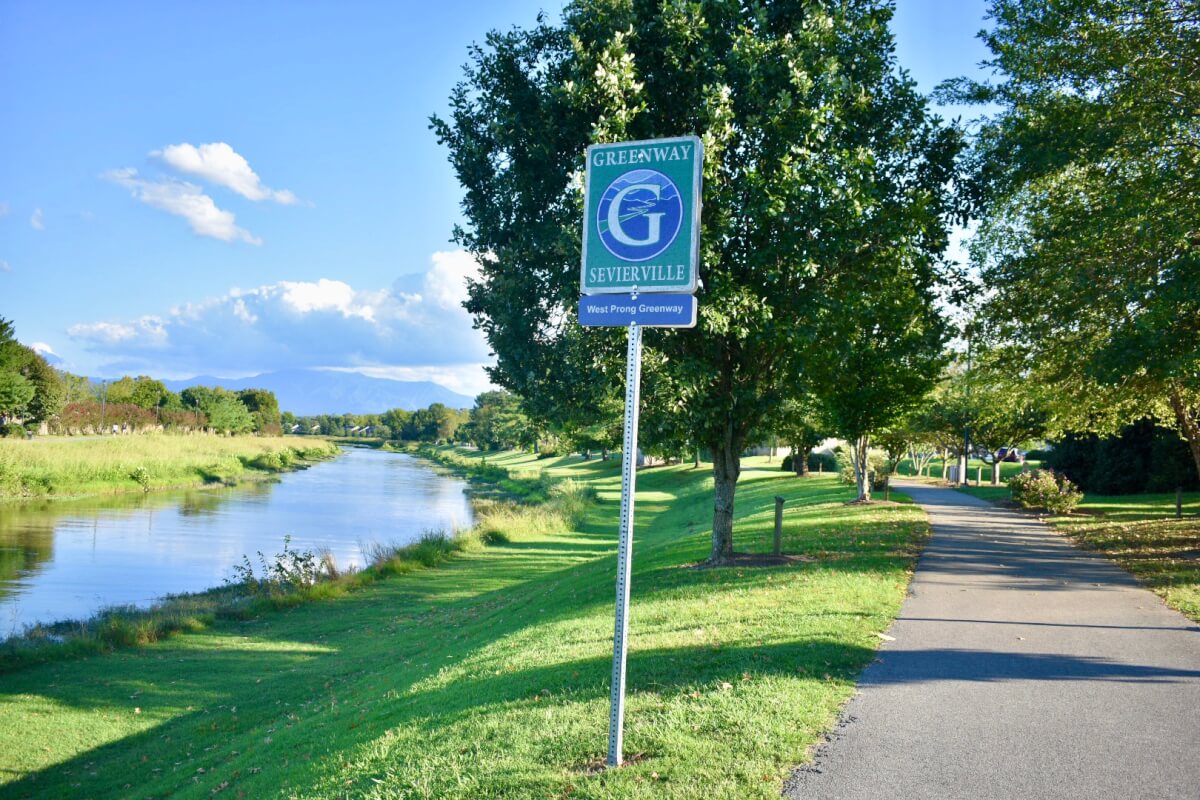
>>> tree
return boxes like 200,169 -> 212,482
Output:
0,320 -> 65,425
237,388 -> 282,434
805,272 -> 951,500
15,347 -> 65,424
202,395 -> 254,435
944,0 -> 1200,479
0,372 -> 34,423
961,356 -> 1050,484
773,397 -> 826,477
129,377 -> 170,411
435,0 -> 962,560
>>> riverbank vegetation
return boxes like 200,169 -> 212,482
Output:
0,449 -> 929,798
0,436 -> 338,499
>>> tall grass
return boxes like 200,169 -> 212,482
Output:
0,436 -> 338,499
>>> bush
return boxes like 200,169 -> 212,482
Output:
1009,469 -> 1083,514
129,466 -> 151,492
781,451 -> 839,474
228,535 -> 330,595
1046,419 -> 1198,494
1,423 -> 26,439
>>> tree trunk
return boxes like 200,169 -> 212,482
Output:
798,446 -> 811,477
850,435 -> 871,502
1168,386 -> 1200,482
991,456 -> 1002,486
709,430 -> 743,563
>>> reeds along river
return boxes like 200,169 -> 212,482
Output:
0,447 -> 472,636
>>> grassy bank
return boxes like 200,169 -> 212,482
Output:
0,436 -> 339,499
0,449 -> 929,799
958,484 -> 1200,621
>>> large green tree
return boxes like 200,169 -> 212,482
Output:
435,0 -> 961,560
946,0 -> 1200,478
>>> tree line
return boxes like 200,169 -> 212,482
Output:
435,0 -> 1200,563
0,317 -> 281,437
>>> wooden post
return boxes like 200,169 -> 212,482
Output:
1177,486 -> 1183,520
976,465 -> 983,486
884,474 -> 891,502
774,496 -> 784,557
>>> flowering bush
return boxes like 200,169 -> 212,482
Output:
1009,468 -> 1083,514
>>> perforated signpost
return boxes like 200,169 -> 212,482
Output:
578,135 -> 702,767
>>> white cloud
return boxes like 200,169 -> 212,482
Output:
424,250 -> 482,309
68,316 -> 169,346
68,251 -> 492,387
30,342 -> 58,356
0,202 -> 10,217
30,208 -> 44,230
328,365 -> 493,397
155,142 -> 298,204
103,168 -> 261,244
0,259 -> 10,273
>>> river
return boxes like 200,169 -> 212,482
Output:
0,447 -> 472,637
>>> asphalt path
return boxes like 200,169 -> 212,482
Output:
784,482 -> 1200,800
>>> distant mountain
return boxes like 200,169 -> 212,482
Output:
160,369 -> 474,416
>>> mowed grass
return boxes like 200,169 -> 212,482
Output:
958,484 -> 1200,622
896,458 -> 1041,483
0,449 -> 929,799
0,436 -> 339,499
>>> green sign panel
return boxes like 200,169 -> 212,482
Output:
580,136 -> 703,295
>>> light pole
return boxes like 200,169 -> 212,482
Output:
961,322 -> 973,487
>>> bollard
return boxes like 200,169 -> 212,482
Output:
1177,486 -> 1183,520
774,496 -> 784,557
884,474 -> 891,502
976,465 -> 983,486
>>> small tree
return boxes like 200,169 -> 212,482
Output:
774,398 -> 826,477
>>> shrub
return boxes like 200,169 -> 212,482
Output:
1,423 -> 26,438
782,451 -> 839,473
1009,468 -> 1083,514
228,535 -> 329,595
129,466 -> 151,492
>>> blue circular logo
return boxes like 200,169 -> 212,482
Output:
596,169 -> 683,262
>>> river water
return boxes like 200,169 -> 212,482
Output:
0,447 -> 472,637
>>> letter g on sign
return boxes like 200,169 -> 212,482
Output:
597,169 -> 683,262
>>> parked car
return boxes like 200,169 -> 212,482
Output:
996,447 -> 1025,463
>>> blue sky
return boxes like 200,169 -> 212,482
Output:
1,0 -> 993,396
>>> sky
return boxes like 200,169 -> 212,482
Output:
0,0 -> 994,397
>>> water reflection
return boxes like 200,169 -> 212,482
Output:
0,448 -> 471,636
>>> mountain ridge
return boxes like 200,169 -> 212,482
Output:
158,369 -> 475,416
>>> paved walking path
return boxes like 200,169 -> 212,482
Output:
785,482 -> 1200,800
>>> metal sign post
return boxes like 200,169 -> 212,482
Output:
608,319 -> 642,766
578,135 -> 702,768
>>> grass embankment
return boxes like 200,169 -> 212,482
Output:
0,436 -> 339,499
0,449 -> 929,799
957,483 -> 1200,622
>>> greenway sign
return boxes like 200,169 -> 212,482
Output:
581,136 -> 702,295
578,136 -> 703,769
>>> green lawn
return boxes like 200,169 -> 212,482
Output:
956,483 -> 1200,622
0,450 -> 929,799
896,457 -> 1040,483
